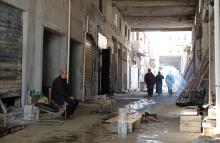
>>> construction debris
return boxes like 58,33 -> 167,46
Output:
176,58 -> 208,107
141,112 -> 160,122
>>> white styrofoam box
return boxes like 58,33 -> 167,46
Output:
23,105 -> 39,121
208,106 -> 216,119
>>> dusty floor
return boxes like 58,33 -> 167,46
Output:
0,92 -> 201,143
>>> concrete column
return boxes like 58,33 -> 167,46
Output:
34,1 -> 44,91
21,12 -> 29,106
214,0 -> 220,129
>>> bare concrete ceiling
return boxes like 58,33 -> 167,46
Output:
113,0 -> 197,31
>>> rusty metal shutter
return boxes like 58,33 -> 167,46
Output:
84,41 -> 93,85
0,3 -> 22,98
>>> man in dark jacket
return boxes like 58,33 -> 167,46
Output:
155,71 -> 164,96
144,69 -> 156,97
52,69 -> 79,118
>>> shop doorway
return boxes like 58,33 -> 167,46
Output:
42,29 -> 61,92
100,49 -> 111,94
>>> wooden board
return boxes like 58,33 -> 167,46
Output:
180,122 -> 201,127
178,58 -> 209,102
180,115 -> 201,122
105,115 -> 141,124
180,108 -> 198,116
0,2 -> 22,98
180,126 -> 201,132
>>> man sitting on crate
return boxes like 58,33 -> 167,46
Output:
52,69 -> 79,118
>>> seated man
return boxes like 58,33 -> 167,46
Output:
52,69 -> 79,118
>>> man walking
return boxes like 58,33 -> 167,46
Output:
144,69 -> 156,98
155,71 -> 164,96
165,71 -> 175,96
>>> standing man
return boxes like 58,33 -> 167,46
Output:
165,71 -> 175,96
52,69 -> 79,118
155,71 -> 164,96
144,69 -> 156,98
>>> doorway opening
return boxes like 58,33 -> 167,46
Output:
99,49 -> 111,95
42,28 -> 62,95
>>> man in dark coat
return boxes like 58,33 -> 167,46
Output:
52,69 -> 79,118
144,69 -> 156,97
155,71 -> 164,96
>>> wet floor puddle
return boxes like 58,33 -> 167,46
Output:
39,122 -> 165,143
40,99 -> 167,143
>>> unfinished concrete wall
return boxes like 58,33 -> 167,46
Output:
71,0 -> 84,42
70,0 -> 84,99
34,0 -> 68,90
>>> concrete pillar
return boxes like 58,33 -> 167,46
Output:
34,1 -> 44,91
21,12 -> 29,106
214,0 -> 220,129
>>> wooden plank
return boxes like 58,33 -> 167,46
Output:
179,58 -> 209,101
180,126 -> 201,132
180,122 -> 201,127
105,115 -> 141,124
0,88 -> 21,98
0,2 -> 22,100
180,109 -> 197,116
180,112 -> 197,116
180,115 -> 201,122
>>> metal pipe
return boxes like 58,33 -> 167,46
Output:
67,0 -> 71,83
214,0 -> 220,129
